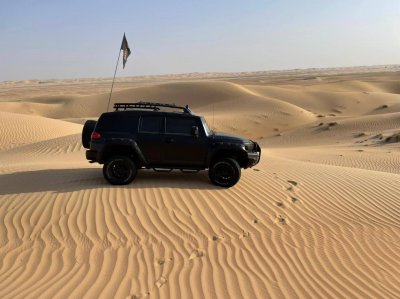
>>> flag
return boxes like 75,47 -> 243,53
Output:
121,33 -> 131,69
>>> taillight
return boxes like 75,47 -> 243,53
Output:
91,132 -> 101,140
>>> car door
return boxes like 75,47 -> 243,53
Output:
164,116 -> 208,167
136,115 -> 165,164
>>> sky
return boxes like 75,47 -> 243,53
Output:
0,0 -> 399,81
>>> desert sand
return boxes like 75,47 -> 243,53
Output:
1,66 -> 400,298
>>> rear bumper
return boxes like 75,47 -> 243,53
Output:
86,150 -> 98,162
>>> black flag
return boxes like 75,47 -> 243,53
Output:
121,33 -> 131,69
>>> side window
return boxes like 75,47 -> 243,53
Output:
139,116 -> 164,133
97,114 -> 138,132
166,117 -> 198,135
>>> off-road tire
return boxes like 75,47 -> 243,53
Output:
103,155 -> 137,185
209,158 -> 241,187
82,120 -> 97,149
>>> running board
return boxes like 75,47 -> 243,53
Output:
180,169 -> 200,173
153,168 -> 173,172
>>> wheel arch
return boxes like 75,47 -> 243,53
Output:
209,149 -> 248,168
100,143 -> 146,167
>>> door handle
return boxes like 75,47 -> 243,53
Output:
165,137 -> 174,143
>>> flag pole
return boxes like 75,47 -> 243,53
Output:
107,49 -> 122,112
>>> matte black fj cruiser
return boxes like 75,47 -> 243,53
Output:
82,102 -> 261,187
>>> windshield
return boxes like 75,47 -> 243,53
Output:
201,117 -> 212,135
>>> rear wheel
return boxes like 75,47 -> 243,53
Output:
209,158 -> 241,187
103,155 -> 137,185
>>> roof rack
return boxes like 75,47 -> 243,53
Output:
113,101 -> 192,114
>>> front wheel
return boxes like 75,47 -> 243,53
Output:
103,155 -> 137,185
209,158 -> 241,187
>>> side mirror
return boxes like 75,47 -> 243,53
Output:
191,126 -> 199,139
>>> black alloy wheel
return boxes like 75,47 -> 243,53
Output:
209,158 -> 241,187
103,155 -> 137,185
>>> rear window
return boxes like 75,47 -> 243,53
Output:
96,113 -> 138,132
139,116 -> 164,133
166,117 -> 198,135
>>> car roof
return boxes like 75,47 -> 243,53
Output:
102,110 -> 200,117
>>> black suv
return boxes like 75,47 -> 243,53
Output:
82,102 -> 261,187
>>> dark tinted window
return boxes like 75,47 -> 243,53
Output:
140,116 -> 164,133
97,113 -> 138,132
166,117 -> 197,135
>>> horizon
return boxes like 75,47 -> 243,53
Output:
1,64 -> 399,83
1,0 -> 399,81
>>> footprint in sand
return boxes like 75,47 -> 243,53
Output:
156,258 -> 165,266
189,249 -> 205,260
239,231 -> 250,239
286,185 -> 294,192
285,180 -> 299,192
274,215 -> 287,225
155,257 -> 173,266
211,235 -> 223,241
284,181 -> 301,204
155,276 -> 168,288
276,201 -> 284,207
130,292 -> 150,299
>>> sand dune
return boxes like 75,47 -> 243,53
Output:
246,83 -> 400,117
0,112 -> 82,151
264,112 -> 400,147
1,67 -> 400,298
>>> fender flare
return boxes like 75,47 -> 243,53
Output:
100,139 -> 148,165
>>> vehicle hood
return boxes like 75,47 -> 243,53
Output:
212,131 -> 250,143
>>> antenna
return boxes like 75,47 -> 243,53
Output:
212,103 -> 215,130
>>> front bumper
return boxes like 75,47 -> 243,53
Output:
247,152 -> 260,167
246,142 -> 261,168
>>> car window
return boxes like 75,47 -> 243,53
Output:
140,116 -> 164,133
97,113 -> 138,132
166,117 -> 197,135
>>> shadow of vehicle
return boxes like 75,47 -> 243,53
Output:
0,168 -> 218,195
